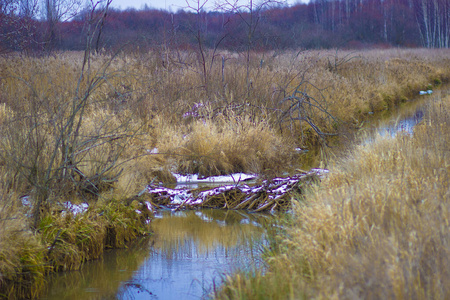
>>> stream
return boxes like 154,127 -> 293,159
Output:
40,90 -> 441,300
41,210 -> 270,300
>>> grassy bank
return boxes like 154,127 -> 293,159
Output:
0,198 -> 151,299
215,90 -> 450,298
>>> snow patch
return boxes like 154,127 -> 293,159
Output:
145,201 -> 154,213
21,196 -> 31,207
63,201 -> 89,216
173,173 -> 256,184
146,169 -> 328,211
147,148 -> 158,154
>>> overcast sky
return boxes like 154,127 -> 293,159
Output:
111,0 -> 307,12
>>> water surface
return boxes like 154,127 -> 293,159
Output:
41,210 -> 269,300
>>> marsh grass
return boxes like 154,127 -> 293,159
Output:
0,236 -> 46,300
1,49 -> 449,187
39,200 -> 150,271
215,90 -> 450,299
216,270 -> 309,300
1,49 -> 450,298
0,191 -> 46,299
156,109 -> 295,177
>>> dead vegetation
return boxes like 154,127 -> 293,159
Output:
1,48 -> 450,299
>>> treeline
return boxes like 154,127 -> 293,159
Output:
1,0 -> 449,53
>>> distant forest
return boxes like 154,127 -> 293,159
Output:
1,0 -> 450,53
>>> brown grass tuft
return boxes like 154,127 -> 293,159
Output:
156,110 -> 295,177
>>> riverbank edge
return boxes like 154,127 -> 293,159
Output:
214,91 -> 450,298
0,199 -> 152,300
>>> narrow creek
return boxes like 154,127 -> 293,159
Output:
40,90 -> 440,300
361,93 -> 428,139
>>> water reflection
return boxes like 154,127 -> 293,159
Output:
41,210 -> 269,300
359,97 -> 428,143
42,239 -> 151,300
373,109 -> 424,138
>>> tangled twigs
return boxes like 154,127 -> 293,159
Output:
146,169 -> 328,212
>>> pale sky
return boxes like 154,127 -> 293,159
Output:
111,0 -> 307,12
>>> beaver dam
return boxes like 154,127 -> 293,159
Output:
141,169 -> 328,212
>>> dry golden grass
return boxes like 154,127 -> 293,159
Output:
1,49 -> 449,191
156,109 -> 295,177
0,188 -> 46,299
215,90 -> 450,299
1,48 -> 450,299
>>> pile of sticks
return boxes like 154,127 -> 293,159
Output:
144,169 -> 327,212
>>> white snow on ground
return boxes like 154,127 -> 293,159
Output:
310,168 -> 329,176
21,197 -> 90,217
63,201 -> 89,216
419,90 -> 433,95
145,201 -> 154,213
271,186 -> 288,194
173,173 -> 256,184
21,196 -> 31,207
20,196 -> 33,217
197,185 -> 236,198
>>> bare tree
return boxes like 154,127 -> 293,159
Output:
279,79 -> 338,145
19,0 -> 39,17
185,0 -> 228,96
42,0 -> 83,51
412,0 -> 450,48
0,0 -> 40,52
0,0 -> 137,228
216,0 -> 284,96
0,0 -> 17,14
185,0 -> 211,93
